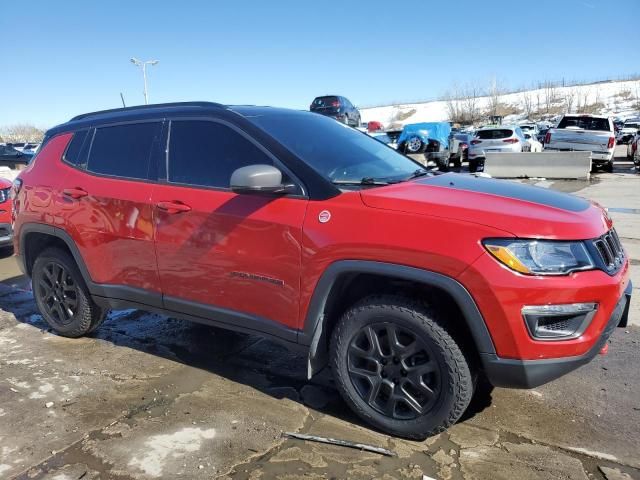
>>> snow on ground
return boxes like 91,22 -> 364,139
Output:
361,80 -> 640,128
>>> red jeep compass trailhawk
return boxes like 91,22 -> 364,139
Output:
12,102 -> 632,439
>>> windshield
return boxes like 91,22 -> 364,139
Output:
246,111 -> 425,184
623,123 -> 639,129
557,116 -> 611,131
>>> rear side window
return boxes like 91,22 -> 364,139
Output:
87,122 -> 162,179
63,130 -> 89,166
477,129 -> 513,139
168,120 -> 274,189
557,116 -> 611,131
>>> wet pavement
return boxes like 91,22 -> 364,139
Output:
0,149 -> 638,480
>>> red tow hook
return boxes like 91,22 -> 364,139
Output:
599,343 -> 609,355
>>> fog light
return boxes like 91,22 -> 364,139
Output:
522,303 -> 598,340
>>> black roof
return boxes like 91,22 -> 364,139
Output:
47,102 -> 311,136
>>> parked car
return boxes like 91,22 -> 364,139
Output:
467,126 -> 526,172
22,143 -> 40,154
448,133 -> 473,167
366,121 -> 384,132
537,128 -> 549,144
518,123 -> 539,138
368,132 -> 397,149
397,122 -> 451,169
522,133 -> 543,152
310,95 -> 361,127
0,144 -> 33,168
0,177 -> 13,249
628,130 -> 640,164
13,102 -> 631,439
635,137 -> 640,171
6,142 -> 26,152
544,115 -> 616,172
616,119 -> 640,145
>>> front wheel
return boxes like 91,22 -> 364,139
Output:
330,295 -> 474,439
32,248 -> 106,337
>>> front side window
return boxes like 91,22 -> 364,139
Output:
87,122 -> 162,179
168,120 -> 275,188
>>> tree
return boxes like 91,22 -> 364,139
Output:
543,80 -> 557,113
487,77 -> 503,117
0,124 -> 45,143
521,91 -> 534,119
563,89 -> 576,114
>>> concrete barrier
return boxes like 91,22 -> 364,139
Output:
484,151 -> 591,179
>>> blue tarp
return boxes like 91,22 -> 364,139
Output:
398,122 -> 451,148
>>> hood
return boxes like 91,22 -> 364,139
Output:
360,173 -> 610,239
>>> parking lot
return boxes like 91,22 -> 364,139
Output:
0,146 -> 636,480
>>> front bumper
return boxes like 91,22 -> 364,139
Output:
482,280 -> 632,388
0,223 -> 13,246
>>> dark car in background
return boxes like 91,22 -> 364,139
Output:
310,95 -> 361,127
0,144 -> 33,168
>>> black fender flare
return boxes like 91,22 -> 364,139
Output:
17,222 -> 163,308
299,260 -> 497,378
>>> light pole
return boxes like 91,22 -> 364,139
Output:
130,57 -> 158,105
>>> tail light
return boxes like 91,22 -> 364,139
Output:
471,139 -> 482,145
545,132 -> 551,144
503,138 -> 519,144
331,100 -> 341,107
461,143 -> 468,150
607,137 -> 615,149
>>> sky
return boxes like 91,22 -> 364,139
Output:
2,0 -> 638,128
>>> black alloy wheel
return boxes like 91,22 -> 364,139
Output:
347,322 -> 441,420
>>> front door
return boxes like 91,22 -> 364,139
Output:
152,119 -> 307,334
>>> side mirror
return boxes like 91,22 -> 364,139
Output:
230,164 -> 295,195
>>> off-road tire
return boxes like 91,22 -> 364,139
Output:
32,247 -> 106,337
330,295 -> 474,439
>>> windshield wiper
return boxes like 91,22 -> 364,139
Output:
331,177 -> 391,186
404,168 -> 430,181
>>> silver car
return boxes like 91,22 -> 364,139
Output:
468,125 -> 525,172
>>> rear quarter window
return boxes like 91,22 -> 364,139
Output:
63,130 -> 89,166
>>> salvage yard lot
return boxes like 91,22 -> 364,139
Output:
0,149 -> 638,480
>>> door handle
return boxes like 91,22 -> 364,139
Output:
63,188 -> 88,199
156,201 -> 192,214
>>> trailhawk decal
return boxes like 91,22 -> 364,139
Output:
418,174 -> 590,212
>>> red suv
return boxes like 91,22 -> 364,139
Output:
12,102 -> 632,439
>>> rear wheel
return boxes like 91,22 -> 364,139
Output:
604,161 -> 614,173
406,136 -> 425,153
32,248 -> 106,337
330,295 -> 473,439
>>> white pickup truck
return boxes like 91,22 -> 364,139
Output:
544,114 -> 616,172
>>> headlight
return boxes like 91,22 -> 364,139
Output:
483,239 -> 594,275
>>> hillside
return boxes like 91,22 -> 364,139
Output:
360,79 -> 640,128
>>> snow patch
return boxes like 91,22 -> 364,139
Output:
0,465 -> 12,476
128,427 -> 216,477
564,446 -> 618,461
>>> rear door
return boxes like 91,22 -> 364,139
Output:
62,121 -> 165,303
151,118 -> 307,333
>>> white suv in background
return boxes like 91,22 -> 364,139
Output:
468,125 -> 525,172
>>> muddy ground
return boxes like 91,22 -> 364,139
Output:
0,151 -> 638,480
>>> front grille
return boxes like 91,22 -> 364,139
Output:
593,229 -> 625,273
0,187 -> 10,204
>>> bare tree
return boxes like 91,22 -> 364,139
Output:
521,91 -> 534,119
444,84 -> 464,124
543,80 -> 557,113
0,124 -> 45,143
487,77 -> 503,117
462,84 -> 481,124
563,89 -> 577,114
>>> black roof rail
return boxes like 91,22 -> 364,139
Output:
69,101 -> 226,122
